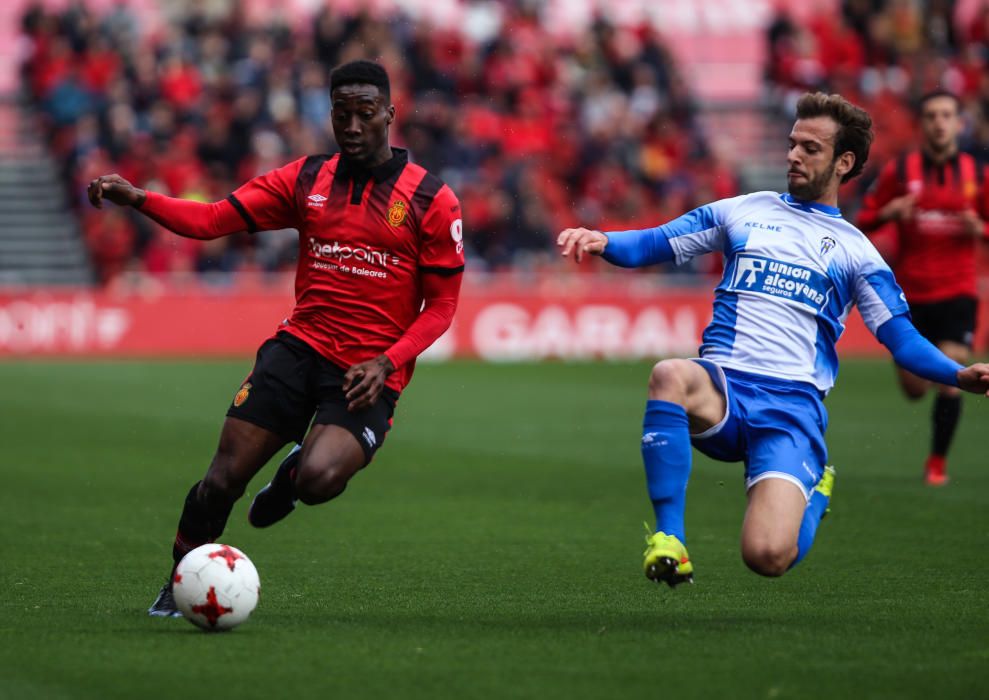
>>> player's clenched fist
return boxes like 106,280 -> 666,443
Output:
957,363 -> 989,397
557,227 -> 609,263
86,174 -> 146,209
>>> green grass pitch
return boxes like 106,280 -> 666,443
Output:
1,359 -> 987,699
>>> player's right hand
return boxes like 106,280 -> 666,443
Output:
557,228 -> 609,263
86,174 -> 146,209
957,363 -> 989,397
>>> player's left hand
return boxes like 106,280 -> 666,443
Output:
343,354 -> 395,411
960,209 -> 984,238
957,363 -> 989,396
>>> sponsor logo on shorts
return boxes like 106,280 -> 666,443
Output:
802,461 -> 816,480
233,382 -> 252,407
387,200 -> 407,227
729,254 -> 833,310
362,427 -> 377,448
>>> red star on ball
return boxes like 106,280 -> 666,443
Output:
209,545 -> 243,572
192,586 -> 233,627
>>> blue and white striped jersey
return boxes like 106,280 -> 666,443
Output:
658,192 -> 909,392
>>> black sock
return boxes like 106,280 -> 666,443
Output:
932,394 -> 962,457
274,446 -> 300,496
171,481 -> 235,566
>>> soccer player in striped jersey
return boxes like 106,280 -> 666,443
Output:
857,90 -> 989,486
88,61 -> 465,615
558,92 -> 989,586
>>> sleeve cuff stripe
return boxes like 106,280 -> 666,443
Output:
226,194 -> 258,233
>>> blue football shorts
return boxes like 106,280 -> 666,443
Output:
689,359 -> 828,501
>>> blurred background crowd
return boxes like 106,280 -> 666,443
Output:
766,0 -> 989,171
14,0 -> 989,286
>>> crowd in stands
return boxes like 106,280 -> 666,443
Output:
25,0 -> 988,288
19,1 -> 729,286
765,0 -> 989,197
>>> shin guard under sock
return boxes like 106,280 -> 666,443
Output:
641,400 -> 692,542
172,480 -> 235,565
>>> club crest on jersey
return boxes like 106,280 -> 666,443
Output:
233,382 -> 252,407
820,236 -> 836,255
387,200 -> 407,227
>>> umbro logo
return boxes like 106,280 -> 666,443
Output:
362,427 -> 377,448
307,193 -> 327,208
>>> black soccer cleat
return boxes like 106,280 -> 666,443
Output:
248,445 -> 300,528
148,582 -> 182,618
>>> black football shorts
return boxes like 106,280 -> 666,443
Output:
908,296 -> 978,348
226,332 -> 398,463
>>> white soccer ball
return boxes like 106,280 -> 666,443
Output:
173,543 -> 260,631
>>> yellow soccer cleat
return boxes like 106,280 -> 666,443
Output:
643,525 -> 693,588
814,465 -> 836,499
814,465 -> 836,518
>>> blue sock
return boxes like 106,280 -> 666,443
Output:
790,488 -> 830,569
641,400 -> 692,541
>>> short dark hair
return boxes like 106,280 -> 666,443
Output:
795,92 -> 874,183
330,60 -> 390,100
917,88 -> 960,113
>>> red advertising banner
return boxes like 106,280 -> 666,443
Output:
6,274 -> 975,360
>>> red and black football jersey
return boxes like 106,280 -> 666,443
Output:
227,148 -> 464,392
858,150 -> 989,303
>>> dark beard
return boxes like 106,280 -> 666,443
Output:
787,163 -> 835,201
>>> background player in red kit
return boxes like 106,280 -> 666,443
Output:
858,89 -> 989,485
86,61 -> 465,616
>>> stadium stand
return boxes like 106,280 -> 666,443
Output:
0,97 -> 93,286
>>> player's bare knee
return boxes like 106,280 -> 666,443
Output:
647,360 -> 692,402
741,543 -> 794,577
295,464 -> 351,505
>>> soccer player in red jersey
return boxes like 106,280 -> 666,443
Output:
87,61 -> 465,616
858,90 -> 989,486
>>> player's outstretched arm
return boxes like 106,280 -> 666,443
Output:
957,363 -> 989,397
86,174 -> 245,240
877,316 -> 970,388
558,224 -> 677,268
